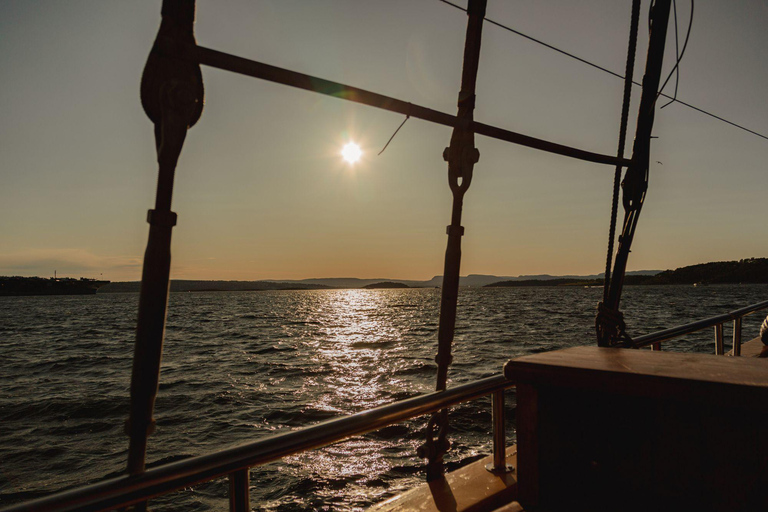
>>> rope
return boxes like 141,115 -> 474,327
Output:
603,0 -> 641,305
657,0 -> 694,109
596,302 -> 633,344
378,115 -> 409,155
435,0 -> 767,141
599,0 -> 673,347
660,0 -> 680,109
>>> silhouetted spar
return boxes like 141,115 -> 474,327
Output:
190,45 -> 632,168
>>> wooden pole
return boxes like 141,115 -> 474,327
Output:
126,2 -> 204,505
421,0 -> 486,482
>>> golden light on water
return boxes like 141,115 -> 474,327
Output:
286,289 -> 415,502
341,142 -> 362,164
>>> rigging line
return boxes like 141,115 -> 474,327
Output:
434,0 -> 768,142
657,0 -> 694,108
436,0 -> 626,81
665,97 -> 768,140
604,0 -> 641,305
661,0 -> 680,108
378,115 -> 410,155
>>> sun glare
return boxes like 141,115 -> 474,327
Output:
341,142 -> 362,164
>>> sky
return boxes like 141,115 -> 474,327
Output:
1,0 -> 767,281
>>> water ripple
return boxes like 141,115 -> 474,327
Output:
1,285 -> 766,510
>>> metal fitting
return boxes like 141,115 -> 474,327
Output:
464,146 -> 480,165
147,209 -> 178,227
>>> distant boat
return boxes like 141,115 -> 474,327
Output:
0,276 -> 110,296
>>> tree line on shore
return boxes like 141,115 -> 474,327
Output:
486,258 -> 768,288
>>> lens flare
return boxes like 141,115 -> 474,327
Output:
341,142 -> 362,164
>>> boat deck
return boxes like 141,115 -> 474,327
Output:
730,336 -> 766,357
370,446 -> 518,512
372,337 -> 767,512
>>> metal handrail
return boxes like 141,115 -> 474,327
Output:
630,299 -> 768,350
1,375 -> 513,512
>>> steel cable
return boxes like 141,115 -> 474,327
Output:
435,0 -> 766,141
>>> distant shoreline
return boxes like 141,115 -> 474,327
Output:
7,258 -> 765,294
98,258 -> 768,294
0,276 -> 110,296
486,258 -> 768,288
88,282 -> 768,295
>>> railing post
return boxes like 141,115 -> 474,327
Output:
732,318 -> 742,356
229,469 -> 250,512
714,323 -> 724,355
486,389 -> 514,473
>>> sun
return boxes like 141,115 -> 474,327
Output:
341,142 -> 362,164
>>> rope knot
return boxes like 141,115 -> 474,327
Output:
596,302 -> 632,346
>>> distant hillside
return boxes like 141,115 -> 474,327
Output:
100,280 -> 332,293
261,271 -> 662,289
650,258 -> 768,285
486,259 -> 768,287
362,281 -> 410,289
486,278 -> 602,288
101,270 -> 668,292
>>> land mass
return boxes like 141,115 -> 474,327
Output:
485,258 -> 768,287
99,280 -> 332,293
97,272 -> 659,293
362,281 -> 410,289
31,258 -> 764,295
0,276 -> 110,296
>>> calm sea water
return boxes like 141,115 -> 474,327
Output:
1,285 -> 766,511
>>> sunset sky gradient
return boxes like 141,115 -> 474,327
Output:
2,1 -> 767,281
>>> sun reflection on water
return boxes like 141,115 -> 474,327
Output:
286,289 -> 430,506
309,289 -> 409,411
